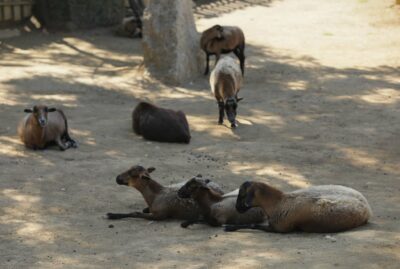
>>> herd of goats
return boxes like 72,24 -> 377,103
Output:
17,25 -> 372,234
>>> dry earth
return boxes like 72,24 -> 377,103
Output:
1,0 -> 400,268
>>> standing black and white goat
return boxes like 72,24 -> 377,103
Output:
210,56 -> 243,128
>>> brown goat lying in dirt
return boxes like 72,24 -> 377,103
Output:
178,178 -> 265,228
224,181 -> 372,233
18,105 -> 77,150
132,102 -> 191,143
201,25 -> 245,75
107,166 -> 224,221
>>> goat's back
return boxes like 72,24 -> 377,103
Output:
210,56 -> 242,98
132,102 -> 191,143
201,26 -> 244,52
278,185 -> 372,232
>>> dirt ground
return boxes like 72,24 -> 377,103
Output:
1,0 -> 400,268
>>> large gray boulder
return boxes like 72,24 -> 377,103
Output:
142,0 -> 203,85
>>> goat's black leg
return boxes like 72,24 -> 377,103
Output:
218,101 -> 225,124
204,53 -> 210,75
181,219 -> 207,228
142,207 -> 150,213
234,45 -> 245,75
56,137 -> 69,151
224,223 -> 274,233
107,212 -> 138,219
63,132 -> 78,148
107,212 -> 164,221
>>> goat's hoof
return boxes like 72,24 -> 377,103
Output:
106,213 -> 118,219
223,225 -> 238,232
180,222 -> 190,228
70,140 -> 78,148
218,121 -> 223,125
65,141 -> 72,148
231,123 -> 238,128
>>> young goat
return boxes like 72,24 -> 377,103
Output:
132,102 -> 191,143
224,181 -> 372,233
177,178 -> 265,228
18,105 -> 77,151
210,56 -> 243,128
107,166 -> 224,221
200,25 -> 245,75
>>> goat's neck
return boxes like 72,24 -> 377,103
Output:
139,179 -> 164,206
255,183 -> 284,217
194,188 -> 223,209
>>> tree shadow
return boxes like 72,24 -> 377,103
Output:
193,0 -> 275,19
1,19 -> 400,268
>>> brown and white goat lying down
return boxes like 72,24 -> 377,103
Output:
178,178 -> 265,228
201,25 -> 245,75
225,181 -> 372,233
18,105 -> 77,150
132,102 -> 191,143
210,56 -> 243,128
107,165 -> 224,221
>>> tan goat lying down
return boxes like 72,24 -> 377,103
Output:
225,181 -> 372,233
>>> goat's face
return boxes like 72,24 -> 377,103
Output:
178,178 -> 207,199
224,97 -> 238,127
115,165 -> 155,188
24,105 -> 56,127
236,181 -> 255,213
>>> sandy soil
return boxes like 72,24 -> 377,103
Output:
1,0 -> 399,268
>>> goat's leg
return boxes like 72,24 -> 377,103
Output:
180,219 -> 207,228
56,136 -> 70,151
204,53 -> 210,75
107,212 -> 138,219
224,223 -> 275,233
234,45 -> 245,75
218,101 -> 224,124
142,207 -> 150,213
107,211 -> 164,221
63,131 -> 78,148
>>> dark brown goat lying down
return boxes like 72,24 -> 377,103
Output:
132,102 -> 191,143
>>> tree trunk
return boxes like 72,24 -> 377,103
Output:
142,0 -> 204,85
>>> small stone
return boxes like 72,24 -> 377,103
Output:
325,235 -> 337,242
108,224 -> 114,228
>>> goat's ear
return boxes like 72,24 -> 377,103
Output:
204,179 -> 211,184
215,25 -> 222,31
237,97 -> 244,102
147,167 -> 156,173
24,109 -> 33,113
242,181 -> 252,189
47,108 -> 57,112
141,175 -> 151,181
196,174 -> 202,178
